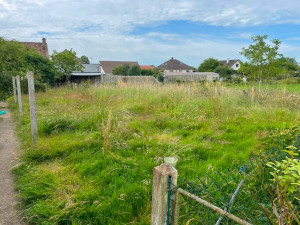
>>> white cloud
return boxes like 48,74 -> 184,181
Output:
1,0 -> 300,64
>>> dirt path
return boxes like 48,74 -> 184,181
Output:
0,104 -> 24,225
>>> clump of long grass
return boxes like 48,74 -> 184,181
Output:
11,82 -> 299,224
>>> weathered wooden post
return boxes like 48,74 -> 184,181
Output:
27,71 -> 38,143
16,75 -> 23,116
251,86 -> 255,103
12,76 -> 17,103
151,163 -> 178,225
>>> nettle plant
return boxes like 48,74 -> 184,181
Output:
264,127 -> 300,224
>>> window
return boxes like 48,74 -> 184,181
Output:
236,64 -> 239,67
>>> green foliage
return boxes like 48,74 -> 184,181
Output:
51,49 -> 83,82
112,65 -> 163,81
240,35 -> 282,79
198,58 -> 221,72
112,65 -> 123,75
178,126 -> 300,224
121,64 -> 131,76
214,65 -> 235,78
12,85 -> 299,224
263,127 -> 300,224
128,65 -> 141,76
0,37 -> 58,99
80,55 -> 90,64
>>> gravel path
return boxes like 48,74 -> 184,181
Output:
0,104 -> 24,225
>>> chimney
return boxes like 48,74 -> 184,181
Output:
42,38 -> 46,44
226,58 -> 229,63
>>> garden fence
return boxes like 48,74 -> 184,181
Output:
151,146 -> 299,225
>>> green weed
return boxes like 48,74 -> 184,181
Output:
12,83 -> 299,224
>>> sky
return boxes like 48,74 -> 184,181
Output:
1,0 -> 300,67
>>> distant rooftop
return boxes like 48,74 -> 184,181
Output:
157,57 -> 194,70
100,61 -> 139,74
219,59 -> 240,67
140,65 -> 155,70
19,38 -> 49,58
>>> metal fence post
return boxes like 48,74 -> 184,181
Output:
151,163 -> 178,225
12,76 -> 17,103
27,71 -> 38,143
16,75 -> 23,116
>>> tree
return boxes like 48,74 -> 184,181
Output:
80,55 -> 90,64
127,65 -> 141,76
51,49 -> 83,82
214,65 -> 235,79
0,37 -> 58,99
198,58 -> 221,72
112,66 -> 123,75
240,35 -> 281,79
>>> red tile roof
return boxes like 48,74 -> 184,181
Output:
20,38 -> 49,58
140,65 -> 155,70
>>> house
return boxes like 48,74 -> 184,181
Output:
157,57 -> 219,82
157,57 -> 195,74
20,38 -> 49,58
140,65 -> 155,70
71,64 -> 103,86
219,59 -> 241,71
99,61 -> 139,75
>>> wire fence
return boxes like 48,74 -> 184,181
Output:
168,127 -> 300,224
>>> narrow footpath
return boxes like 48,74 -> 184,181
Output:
0,103 -> 24,225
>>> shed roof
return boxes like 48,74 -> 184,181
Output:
100,61 -> 139,73
72,64 -> 103,76
157,57 -> 194,70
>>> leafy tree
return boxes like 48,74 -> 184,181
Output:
121,64 -> 131,76
198,58 -> 221,72
214,65 -> 235,79
240,35 -> 281,79
80,55 -> 90,64
112,66 -> 123,75
127,65 -> 141,76
238,61 -> 254,77
0,37 -> 58,99
51,49 -> 83,82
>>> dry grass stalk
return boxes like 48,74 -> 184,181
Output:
102,110 -> 112,154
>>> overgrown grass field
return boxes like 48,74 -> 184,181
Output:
12,83 -> 299,224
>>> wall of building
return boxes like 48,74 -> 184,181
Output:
102,75 -> 160,85
164,74 -> 219,83
232,61 -> 241,71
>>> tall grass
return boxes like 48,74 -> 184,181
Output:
12,82 -> 299,224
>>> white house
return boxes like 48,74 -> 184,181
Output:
219,59 -> 241,71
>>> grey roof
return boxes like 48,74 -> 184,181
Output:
100,61 -> 139,74
72,72 -> 103,76
72,64 -> 103,76
219,59 -> 240,67
157,57 -> 195,70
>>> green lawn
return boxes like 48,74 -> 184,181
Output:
12,83 -> 299,224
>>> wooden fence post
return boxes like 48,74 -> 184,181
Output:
16,75 -> 23,116
251,86 -> 255,103
12,76 -> 17,103
27,71 -> 38,143
151,163 -> 178,225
